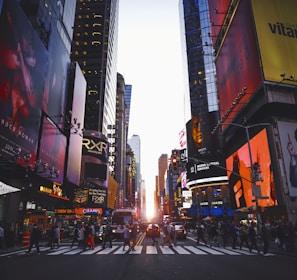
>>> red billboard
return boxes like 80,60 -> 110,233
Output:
0,0 -> 48,167
226,129 -> 277,209
208,0 -> 231,46
215,0 -> 262,130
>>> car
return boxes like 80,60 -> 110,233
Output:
171,222 -> 187,239
146,223 -> 160,237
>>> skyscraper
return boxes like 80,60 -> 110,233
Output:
71,0 -> 119,136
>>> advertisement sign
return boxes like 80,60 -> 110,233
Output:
81,130 -> 109,189
186,113 -> 228,188
208,0 -> 232,46
215,0 -> 262,130
226,129 -> 277,209
0,0 -> 48,167
37,115 -> 66,184
66,63 -> 86,185
251,0 -> 297,85
277,121 -> 297,197
43,28 -> 70,123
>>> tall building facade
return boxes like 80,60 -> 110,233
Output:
128,135 -> 142,214
157,154 -> 168,220
179,0 -> 228,220
180,0 -> 297,224
71,0 -> 119,136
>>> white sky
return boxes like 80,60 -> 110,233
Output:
117,0 -> 186,214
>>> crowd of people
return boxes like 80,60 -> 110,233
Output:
0,218 -> 296,255
191,218 -> 297,255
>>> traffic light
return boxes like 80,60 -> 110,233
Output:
172,156 -> 178,169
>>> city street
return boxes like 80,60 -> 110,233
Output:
1,232 -> 296,280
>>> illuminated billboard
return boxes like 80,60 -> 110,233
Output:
208,0 -> 231,46
186,113 -> 228,188
43,28 -> 70,125
81,130 -> 109,188
277,121 -> 297,198
226,129 -> 277,209
0,0 -> 48,167
66,62 -> 86,185
36,115 -> 66,184
215,0 -> 262,130
251,0 -> 297,85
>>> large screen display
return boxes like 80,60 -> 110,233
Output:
0,0 -> 48,167
36,115 -> 66,184
215,0 -> 262,131
42,28 -> 70,126
226,129 -> 277,209
208,0 -> 231,46
186,112 -> 228,188
66,63 -> 86,185
251,0 -> 297,85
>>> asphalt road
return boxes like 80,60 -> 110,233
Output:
1,232 -> 296,280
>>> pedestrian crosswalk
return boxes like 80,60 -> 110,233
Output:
0,243 -> 275,257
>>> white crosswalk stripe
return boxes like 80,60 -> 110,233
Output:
0,245 -> 275,257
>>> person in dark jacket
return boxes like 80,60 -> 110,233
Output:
27,224 -> 42,254
102,224 -> 113,249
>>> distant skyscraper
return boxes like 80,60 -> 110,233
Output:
128,135 -> 141,210
125,84 -> 132,131
71,0 -> 119,136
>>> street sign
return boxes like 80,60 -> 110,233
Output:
252,184 -> 262,197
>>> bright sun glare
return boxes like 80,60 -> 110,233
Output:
145,189 -> 155,221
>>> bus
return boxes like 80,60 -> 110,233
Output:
110,208 -> 137,238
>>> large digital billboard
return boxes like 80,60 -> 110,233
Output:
36,115 -> 66,184
277,121 -> 297,198
208,0 -> 231,46
186,112 -> 228,188
66,62 -> 86,185
251,0 -> 297,85
42,28 -> 70,126
226,129 -> 277,209
0,0 -> 48,167
215,0 -> 262,130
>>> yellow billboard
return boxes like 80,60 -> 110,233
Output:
251,0 -> 297,85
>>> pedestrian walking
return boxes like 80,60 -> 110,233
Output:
84,224 -> 94,250
79,224 -> 85,248
151,224 -> 159,246
71,225 -> 80,247
197,223 -> 207,246
130,223 -> 138,250
248,222 -> 260,254
162,222 -> 173,248
27,224 -> 42,254
261,221 -> 270,255
53,225 -> 60,249
123,224 -> 131,251
48,225 -> 55,249
102,224 -> 113,249
239,224 -> 250,250
170,223 -> 177,246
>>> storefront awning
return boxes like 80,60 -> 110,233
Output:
0,181 -> 21,196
